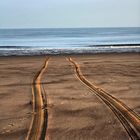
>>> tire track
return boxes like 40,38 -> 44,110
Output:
68,57 -> 140,140
25,58 -> 49,140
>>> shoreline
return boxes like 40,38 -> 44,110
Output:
0,45 -> 139,56
0,52 -> 139,58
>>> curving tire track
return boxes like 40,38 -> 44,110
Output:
68,57 -> 140,140
25,58 -> 49,140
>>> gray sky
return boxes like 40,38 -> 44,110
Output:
0,0 -> 140,28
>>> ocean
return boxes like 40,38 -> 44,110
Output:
0,27 -> 140,56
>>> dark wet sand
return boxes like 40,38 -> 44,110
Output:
0,53 -> 139,140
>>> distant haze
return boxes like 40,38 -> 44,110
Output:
0,0 -> 140,28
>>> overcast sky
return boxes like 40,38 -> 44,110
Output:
0,0 -> 140,28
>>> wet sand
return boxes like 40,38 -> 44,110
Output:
0,53 -> 139,140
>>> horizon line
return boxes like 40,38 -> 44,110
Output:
0,26 -> 140,30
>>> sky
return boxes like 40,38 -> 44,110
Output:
0,0 -> 140,28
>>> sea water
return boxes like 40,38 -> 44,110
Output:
0,27 -> 140,55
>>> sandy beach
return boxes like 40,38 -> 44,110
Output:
0,53 -> 140,140
0,56 -> 46,140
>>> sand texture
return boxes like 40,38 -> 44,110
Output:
0,53 -> 139,140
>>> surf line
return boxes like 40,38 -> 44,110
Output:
26,57 -> 49,140
68,57 -> 140,140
